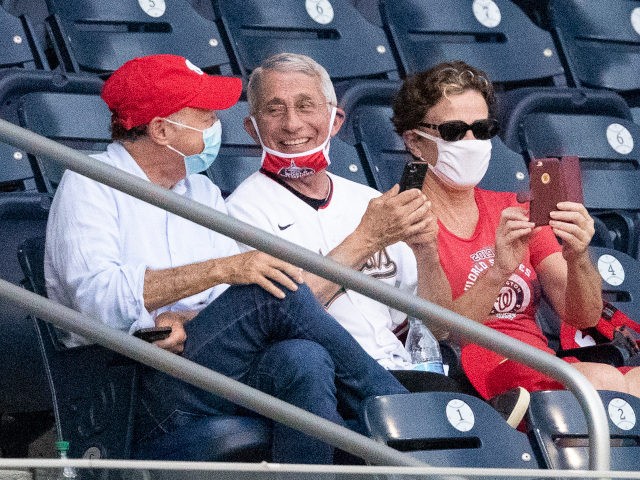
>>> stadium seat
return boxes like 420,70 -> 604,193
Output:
0,193 -> 53,456
548,0 -> 640,111
0,140 -> 36,193
590,247 -> 640,325
18,235 -> 140,460
380,0 -> 565,88
527,389 -> 640,470
18,235 -> 272,462
208,100 -> 262,198
338,79 -> 403,191
210,99 -> 375,197
214,0 -> 398,82
0,4 -> 46,70
17,91 -> 111,193
361,391 -> 540,468
536,245 -> 640,364
0,68 -> 104,193
499,87 -> 640,257
44,0 -> 233,75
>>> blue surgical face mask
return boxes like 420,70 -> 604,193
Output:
163,118 -> 222,176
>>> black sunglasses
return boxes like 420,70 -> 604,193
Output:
418,118 -> 499,142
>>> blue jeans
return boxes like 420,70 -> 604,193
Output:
134,283 -> 408,464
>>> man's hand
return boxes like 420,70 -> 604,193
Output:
153,311 -> 188,354
220,250 -> 304,299
405,200 -> 438,250
355,185 -> 430,253
549,201 -> 594,262
494,207 -> 534,275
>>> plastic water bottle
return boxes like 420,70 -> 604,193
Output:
55,441 -> 78,479
405,317 -> 445,374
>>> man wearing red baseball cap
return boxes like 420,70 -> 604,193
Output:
45,55 -> 408,463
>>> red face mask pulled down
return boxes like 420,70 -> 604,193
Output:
251,107 -> 337,179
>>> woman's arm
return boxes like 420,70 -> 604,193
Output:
537,202 -> 602,329
439,207 -> 535,324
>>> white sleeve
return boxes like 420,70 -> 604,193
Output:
226,188 -> 279,253
45,172 -> 152,333
388,242 -> 419,327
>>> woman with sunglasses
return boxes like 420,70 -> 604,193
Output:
393,60 -> 640,400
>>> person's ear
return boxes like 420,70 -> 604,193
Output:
243,116 -> 260,144
402,130 -> 424,158
330,107 -> 345,138
147,117 -> 171,145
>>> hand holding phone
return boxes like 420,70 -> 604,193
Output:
528,156 -> 583,226
398,161 -> 429,192
133,326 -> 172,343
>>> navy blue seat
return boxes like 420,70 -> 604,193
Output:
527,389 -> 640,470
215,0 -> 398,82
362,392 -> 540,468
0,140 -> 36,193
17,90 -> 111,193
0,4 -> 46,70
548,0 -> 640,112
0,68 -> 104,193
380,0 -> 565,88
590,246 -> 640,326
499,87 -> 640,257
0,193 -> 53,456
18,235 -> 141,460
536,245 -> 640,364
45,0 -> 233,75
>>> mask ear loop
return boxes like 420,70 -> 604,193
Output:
161,117 -> 206,158
166,144 -> 187,157
249,116 -> 269,164
161,117 -> 204,133
320,106 -> 338,161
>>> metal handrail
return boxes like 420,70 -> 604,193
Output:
0,279 -> 424,467
0,118 -> 611,470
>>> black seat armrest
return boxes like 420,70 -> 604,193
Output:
556,343 -> 627,367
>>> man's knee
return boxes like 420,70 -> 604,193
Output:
261,339 -> 335,384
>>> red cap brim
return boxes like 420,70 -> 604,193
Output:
188,75 -> 243,111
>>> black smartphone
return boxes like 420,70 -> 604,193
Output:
133,326 -> 172,343
398,161 -> 429,192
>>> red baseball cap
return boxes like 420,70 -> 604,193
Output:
101,54 -> 242,130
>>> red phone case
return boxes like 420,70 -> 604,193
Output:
529,156 -> 584,226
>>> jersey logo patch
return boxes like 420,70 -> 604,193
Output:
361,248 -> 397,279
490,273 -> 531,318
324,248 -> 397,308
278,223 -> 294,231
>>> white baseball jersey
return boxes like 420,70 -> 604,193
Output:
226,171 -> 417,369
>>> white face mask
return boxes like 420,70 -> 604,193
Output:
413,129 -> 492,190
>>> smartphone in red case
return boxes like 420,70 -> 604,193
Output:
528,156 -> 584,226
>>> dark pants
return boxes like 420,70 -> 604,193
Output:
134,283 -> 408,464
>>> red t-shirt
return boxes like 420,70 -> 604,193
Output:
438,189 -> 563,397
